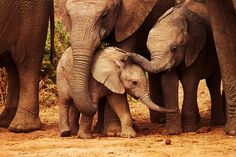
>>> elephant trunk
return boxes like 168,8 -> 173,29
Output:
70,18 -> 100,116
140,90 -> 178,113
127,52 -> 169,73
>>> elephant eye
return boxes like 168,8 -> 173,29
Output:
101,11 -> 108,20
170,45 -> 177,53
132,81 -> 138,86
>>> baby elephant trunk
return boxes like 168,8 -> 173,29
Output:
140,91 -> 178,113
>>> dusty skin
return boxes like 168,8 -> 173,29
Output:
0,81 -> 236,157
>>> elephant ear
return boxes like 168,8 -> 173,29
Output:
57,0 -> 72,32
115,0 -> 157,42
91,49 -> 126,94
185,10 -> 206,67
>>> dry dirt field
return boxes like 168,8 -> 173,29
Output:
0,81 -> 236,157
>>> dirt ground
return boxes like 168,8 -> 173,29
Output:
0,81 -> 236,157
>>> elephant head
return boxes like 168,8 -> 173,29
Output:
58,0 -> 158,115
127,5 -> 207,73
91,47 -> 178,113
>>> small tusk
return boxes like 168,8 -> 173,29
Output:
168,69 -> 171,72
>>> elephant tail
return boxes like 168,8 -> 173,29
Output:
49,0 -> 55,66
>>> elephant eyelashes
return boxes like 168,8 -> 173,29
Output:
170,45 -> 177,53
101,11 -> 109,20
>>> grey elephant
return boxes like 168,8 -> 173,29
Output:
0,0 -> 54,132
57,0 -> 175,121
206,0 -> 236,136
128,1 -> 226,134
57,46 -> 177,138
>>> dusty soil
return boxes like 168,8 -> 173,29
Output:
0,81 -> 236,157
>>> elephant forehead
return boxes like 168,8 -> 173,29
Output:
147,20 -> 184,51
67,0 -> 106,15
122,64 -> 145,80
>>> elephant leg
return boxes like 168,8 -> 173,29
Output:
69,104 -> 80,136
8,64 -> 42,132
0,65 -> 19,127
103,100 -> 122,137
93,97 -> 106,134
107,94 -> 136,138
77,113 -> 93,139
161,71 -> 182,135
58,96 -> 71,137
206,70 -> 226,125
149,73 -> 166,124
180,74 -> 200,132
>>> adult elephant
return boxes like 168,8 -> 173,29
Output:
0,0 -> 54,132
58,0 -> 175,116
206,0 -> 236,135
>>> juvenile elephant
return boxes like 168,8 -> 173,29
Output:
128,1 -> 226,134
57,46 -> 177,138
0,0 -> 54,132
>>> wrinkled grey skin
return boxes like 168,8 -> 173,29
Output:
0,0 -> 54,132
128,1 -> 226,134
57,0 -> 175,117
207,0 -> 236,136
57,47 -> 177,138
58,0 -> 175,137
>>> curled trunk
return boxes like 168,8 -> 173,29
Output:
127,52 -> 168,73
140,90 -> 178,113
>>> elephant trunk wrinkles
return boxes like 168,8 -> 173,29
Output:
127,52 -> 166,73
140,90 -> 178,113
70,21 -> 99,116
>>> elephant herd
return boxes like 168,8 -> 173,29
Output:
0,0 -> 235,138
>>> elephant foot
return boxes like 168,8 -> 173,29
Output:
211,114 -> 226,125
183,124 -> 198,132
104,124 -> 121,137
0,107 -> 17,127
60,126 -> 71,137
8,110 -> 41,133
120,127 -> 136,138
94,123 -> 104,134
166,125 -> 183,135
60,130 -> 71,137
165,112 -> 182,135
225,117 -> 236,136
70,125 -> 79,136
149,110 -> 166,124
77,130 -> 93,139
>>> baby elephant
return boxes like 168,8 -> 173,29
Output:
57,46 -> 177,139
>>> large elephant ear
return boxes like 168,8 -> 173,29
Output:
185,10 -> 206,67
115,0 -> 157,42
57,0 -> 72,32
91,48 -> 126,94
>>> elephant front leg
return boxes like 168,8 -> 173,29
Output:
77,113 -> 93,139
58,97 -> 72,137
107,94 -> 136,138
103,100 -> 122,137
180,74 -> 200,132
149,73 -> 166,124
8,67 -> 41,132
69,104 -> 80,136
0,65 -> 19,127
161,71 -> 182,135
